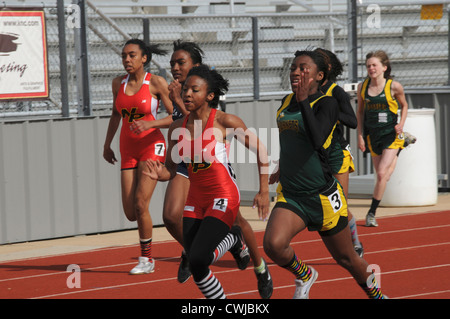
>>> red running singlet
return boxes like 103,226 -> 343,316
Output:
178,108 -> 240,228
115,72 -> 166,169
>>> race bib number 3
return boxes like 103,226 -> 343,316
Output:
327,189 -> 342,214
213,198 -> 228,212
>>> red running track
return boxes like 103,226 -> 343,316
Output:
1,211 -> 449,300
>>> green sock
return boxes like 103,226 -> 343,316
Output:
254,258 -> 266,274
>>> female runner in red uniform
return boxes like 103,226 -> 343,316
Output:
103,39 -> 174,275
166,40 -> 273,299
144,65 -> 270,298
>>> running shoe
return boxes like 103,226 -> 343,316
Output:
400,132 -> 417,147
354,243 -> 364,257
177,251 -> 191,283
293,266 -> 318,299
365,212 -> 378,227
254,258 -> 273,299
129,256 -> 155,275
229,225 -> 250,270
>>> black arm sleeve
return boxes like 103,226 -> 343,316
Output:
298,96 -> 339,150
333,85 -> 357,129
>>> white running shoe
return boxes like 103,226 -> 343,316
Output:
365,212 -> 378,227
293,267 -> 318,299
129,256 -> 155,275
400,132 -> 417,148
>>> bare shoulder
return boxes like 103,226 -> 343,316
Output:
356,81 -> 364,94
391,80 -> 405,97
216,110 -> 246,130
112,75 -> 123,87
391,80 -> 404,91
170,117 -> 184,129
112,75 -> 124,94
150,74 -> 169,89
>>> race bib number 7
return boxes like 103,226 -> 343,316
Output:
154,143 -> 165,156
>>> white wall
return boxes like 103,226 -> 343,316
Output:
0,99 -> 280,244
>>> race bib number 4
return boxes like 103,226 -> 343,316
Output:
213,198 -> 228,212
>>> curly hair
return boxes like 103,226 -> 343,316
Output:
315,48 -> 343,82
172,39 -> 204,65
294,49 -> 330,85
186,64 -> 229,108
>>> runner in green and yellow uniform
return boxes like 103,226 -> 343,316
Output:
264,50 -> 387,299
357,50 -> 409,227
315,48 -> 363,257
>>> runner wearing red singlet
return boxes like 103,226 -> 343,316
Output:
144,65 -> 269,299
116,72 -> 167,169
166,40 -> 273,299
178,108 -> 240,228
103,39 -> 174,275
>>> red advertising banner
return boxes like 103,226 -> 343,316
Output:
0,9 -> 49,100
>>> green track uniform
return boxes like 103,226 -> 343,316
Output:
275,92 -> 348,236
361,78 -> 405,156
321,82 -> 357,174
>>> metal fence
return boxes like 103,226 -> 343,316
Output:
1,1 -> 449,244
358,3 -> 449,87
1,1 -> 449,117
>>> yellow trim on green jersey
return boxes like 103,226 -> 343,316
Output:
277,93 -> 335,150
324,82 -> 337,96
277,93 -> 294,119
361,78 -> 399,115
384,79 -> 399,114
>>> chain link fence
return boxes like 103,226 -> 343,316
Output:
358,3 -> 449,87
1,2 -> 449,118
87,10 -> 350,115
